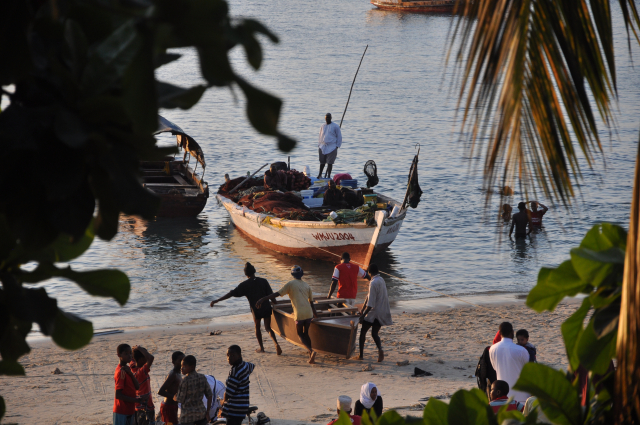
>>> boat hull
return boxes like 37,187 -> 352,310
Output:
271,306 -> 359,359
156,193 -> 209,217
371,0 -> 455,12
216,194 -> 405,265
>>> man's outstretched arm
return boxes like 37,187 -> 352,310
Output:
256,292 -> 280,309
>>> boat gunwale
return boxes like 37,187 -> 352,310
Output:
271,305 -> 357,330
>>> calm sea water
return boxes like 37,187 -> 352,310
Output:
37,0 -> 640,330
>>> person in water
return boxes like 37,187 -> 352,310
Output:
210,263 -> 282,355
500,204 -> 512,222
509,202 -> 532,239
354,382 -> 383,418
528,201 -> 548,228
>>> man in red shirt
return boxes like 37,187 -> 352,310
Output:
488,380 -> 525,413
113,344 -> 147,425
327,395 -> 362,425
528,201 -> 548,228
130,345 -> 155,425
328,252 -> 368,306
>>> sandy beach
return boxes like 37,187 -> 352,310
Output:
1,299 -> 578,425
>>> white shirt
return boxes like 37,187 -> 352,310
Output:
489,338 -> 530,402
364,275 -> 393,326
318,122 -> 342,154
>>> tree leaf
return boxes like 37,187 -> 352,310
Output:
31,220 -> 95,264
579,223 -> 627,251
527,261 -> 588,312
51,310 -> 93,350
512,363 -> 582,425
496,408 -> 525,424
575,319 -> 617,375
378,410 -> 406,425
235,76 -> 282,136
278,133 -> 297,152
423,398 -> 448,425
561,297 -> 591,371
447,389 -> 496,425
0,395 -> 5,421
592,300 -> 620,338
570,247 -> 624,287
157,82 -> 207,109
56,267 -> 130,306
198,46 -> 235,87
0,360 -> 25,376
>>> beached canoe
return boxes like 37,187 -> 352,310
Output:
216,192 -> 407,267
271,297 -> 361,359
144,117 -> 209,217
370,0 -> 456,13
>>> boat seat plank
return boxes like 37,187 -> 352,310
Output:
144,183 -> 195,187
314,299 -> 348,305
328,307 -> 359,313
174,175 -> 189,185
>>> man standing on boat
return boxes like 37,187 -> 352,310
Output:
318,113 -> 342,179
328,252 -> 369,306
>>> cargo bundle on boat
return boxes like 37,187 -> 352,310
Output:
216,152 -> 422,266
271,297 -> 361,359
143,116 -> 209,217
371,0 -> 456,13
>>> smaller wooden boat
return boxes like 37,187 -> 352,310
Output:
271,297 -> 361,359
143,116 -> 209,217
371,0 -> 456,13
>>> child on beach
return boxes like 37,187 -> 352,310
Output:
175,355 -> 213,425
516,329 -> 537,362
158,351 -> 184,425
113,344 -> 147,425
130,346 -> 155,425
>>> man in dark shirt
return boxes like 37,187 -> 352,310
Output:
509,202 -> 531,239
209,263 -> 282,355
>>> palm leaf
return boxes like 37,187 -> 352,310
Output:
449,0 -> 639,206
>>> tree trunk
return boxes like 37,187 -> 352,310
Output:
616,141 -> 640,424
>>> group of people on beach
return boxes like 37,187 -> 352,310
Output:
113,342 -> 253,425
209,253 -> 392,364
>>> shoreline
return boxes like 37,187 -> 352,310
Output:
7,299 -> 580,425
27,291 -> 572,343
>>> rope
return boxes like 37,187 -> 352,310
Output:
258,219 -> 508,318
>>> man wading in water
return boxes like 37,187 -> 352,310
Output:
509,202 -> 532,239
210,263 -> 282,355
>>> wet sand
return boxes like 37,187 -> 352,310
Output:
1,300 -> 578,424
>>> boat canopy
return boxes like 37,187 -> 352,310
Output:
155,115 -> 206,170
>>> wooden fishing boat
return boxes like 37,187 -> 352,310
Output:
270,297 -> 361,359
371,0 -> 456,13
216,193 -> 407,267
144,116 -> 209,217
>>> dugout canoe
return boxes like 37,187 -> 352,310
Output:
371,0 -> 456,13
143,116 -> 209,217
270,297 -> 361,359
215,192 -> 407,267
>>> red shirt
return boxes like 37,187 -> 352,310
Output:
130,362 -> 154,410
328,415 -> 361,425
530,210 -> 546,226
114,364 -> 137,415
489,396 -> 525,413
493,331 -> 501,345
333,263 -> 366,299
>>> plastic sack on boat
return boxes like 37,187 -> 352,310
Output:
364,160 -> 379,188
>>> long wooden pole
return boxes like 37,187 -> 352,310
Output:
229,163 -> 268,194
340,45 -> 368,128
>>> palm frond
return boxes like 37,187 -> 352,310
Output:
450,0 -> 639,206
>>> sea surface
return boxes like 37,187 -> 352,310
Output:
35,0 -> 640,331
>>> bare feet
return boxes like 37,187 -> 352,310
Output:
378,350 -> 384,363
256,348 -> 265,353
308,351 -> 316,364
276,345 -> 282,356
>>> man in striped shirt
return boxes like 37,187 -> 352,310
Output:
489,380 -> 525,413
221,345 -> 255,425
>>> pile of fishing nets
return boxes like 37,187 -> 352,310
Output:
218,176 -> 263,194
285,169 -> 311,191
324,204 -> 376,225
236,191 -> 321,220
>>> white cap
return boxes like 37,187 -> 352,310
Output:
337,395 -> 352,412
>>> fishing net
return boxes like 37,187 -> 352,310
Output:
324,205 -> 376,224
364,160 -> 378,188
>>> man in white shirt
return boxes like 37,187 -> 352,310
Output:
489,322 -> 530,403
318,113 -> 342,179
